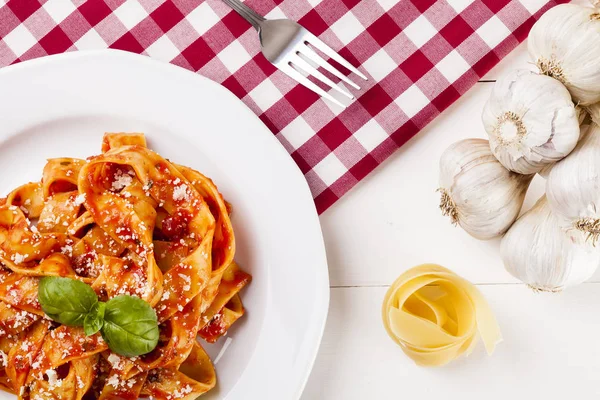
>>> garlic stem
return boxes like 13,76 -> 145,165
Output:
536,56 -> 567,86
437,188 -> 458,225
527,284 -> 563,293
574,218 -> 600,245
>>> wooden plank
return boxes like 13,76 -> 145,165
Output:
302,285 -> 600,399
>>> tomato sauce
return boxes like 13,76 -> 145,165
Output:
160,211 -> 191,242
48,180 -> 78,196
198,313 -> 226,343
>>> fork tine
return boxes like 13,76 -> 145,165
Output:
279,63 -> 346,108
304,32 -> 368,81
300,43 -> 361,90
291,54 -> 354,100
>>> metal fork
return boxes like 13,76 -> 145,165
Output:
220,0 -> 368,108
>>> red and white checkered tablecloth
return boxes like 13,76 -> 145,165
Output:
0,0 -> 568,213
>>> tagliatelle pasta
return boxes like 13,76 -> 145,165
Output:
382,264 -> 501,367
0,133 -> 251,399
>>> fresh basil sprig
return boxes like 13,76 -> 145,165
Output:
84,302 -> 106,336
39,277 -> 97,326
38,277 -> 159,357
102,296 -> 160,357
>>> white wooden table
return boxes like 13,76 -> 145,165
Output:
302,5 -> 600,397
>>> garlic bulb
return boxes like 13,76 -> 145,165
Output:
482,69 -> 580,174
528,4 -> 600,105
438,139 -> 533,240
501,196 -> 600,292
546,123 -> 600,242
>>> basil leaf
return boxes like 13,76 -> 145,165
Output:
38,277 -> 98,326
102,295 -> 159,357
84,302 -> 106,336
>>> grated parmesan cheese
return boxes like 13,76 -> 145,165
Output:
112,171 -> 133,191
107,374 -> 120,388
11,253 -> 26,264
108,353 -> 124,370
46,369 -> 63,389
172,184 -> 189,201
178,273 -> 191,292
172,384 -> 193,399
76,375 -> 85,389
74,193 -> 86,206
60,245 -> 73,257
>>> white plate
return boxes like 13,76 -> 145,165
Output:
0,50 -> 329,400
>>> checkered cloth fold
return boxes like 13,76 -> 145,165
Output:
0,0 -> 568,213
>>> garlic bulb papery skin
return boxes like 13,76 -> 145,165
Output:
501,196 -> 600,292
538,106 -> 590,179
438,138 -> 533,240
586,102 -> 600,127
537,163 -> 554,180
576,105 -> 589,127
482,69 -> 580,175
546,123 -> 600,243
528,4 -> 600,105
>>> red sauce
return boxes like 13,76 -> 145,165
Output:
10,193 -> 22,205
76,251 -> 96,266
74,251 -> 99,278
102,164 -> 134,191
154,162 -> 170,175
112,388 -> 141,400
212,226 -> 231,271
198,313 -> 226,343
13,356 -> 29,374
160,211 -> 191,242
116,225 -> 134,239
231,269 -> 252,290
55,363 -> 70,379
101,136 -> 111,153
48,180 -> 77,196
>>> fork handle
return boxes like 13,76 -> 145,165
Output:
220,0 -> 266,30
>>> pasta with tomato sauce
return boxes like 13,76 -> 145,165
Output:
0,133 -> 251,399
